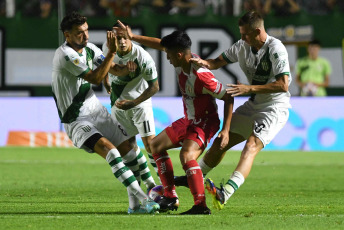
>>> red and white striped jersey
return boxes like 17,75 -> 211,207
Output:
175,55 -> 226,120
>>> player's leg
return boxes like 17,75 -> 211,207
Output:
207,106 -> 290,209
138,135 -> 157,189
141,135 -> 159,182
179,139 -> 211,215
200,132 -> 245,176
134,106 -> 159,185
150,129 -> 179,211
97,107 -> 159,213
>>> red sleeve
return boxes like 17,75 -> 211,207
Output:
193,68 -> 224,95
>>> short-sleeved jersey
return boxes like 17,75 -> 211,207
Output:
175,54 -> 226,120
102,42 -> 158,108
222,35 -> 291,108
51,42 -> 105,123
296,56 -> 331,96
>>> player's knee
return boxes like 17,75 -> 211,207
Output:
149,138 -> 159,154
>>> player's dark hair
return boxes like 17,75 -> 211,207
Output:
160,30 -> 192,51
239,11 -> 264,30
60,11 -> 87,32
309,39 -> 321,46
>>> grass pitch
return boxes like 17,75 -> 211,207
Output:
0,147 -> 343,230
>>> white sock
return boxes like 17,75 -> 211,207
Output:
122,149 -> 141,182
127,187 -> 140,210
223,171 -> 245,202
106,149 -> 148,203
136,148 -> 156,189
199,158 -> 213,176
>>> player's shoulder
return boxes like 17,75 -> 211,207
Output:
267,35 -> 286,50
57,43 -> 79,62
86,42 -> 100,51
133,43 -> 152,57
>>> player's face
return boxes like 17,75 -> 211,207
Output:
165,48 -> 180,67
65,22 -> 89,51
308,44 -> 320,59
239,24 -> 257,46
115,30 -> 132,55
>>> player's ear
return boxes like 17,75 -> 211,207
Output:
63,31 -> 69,39
255,28 -> 261,36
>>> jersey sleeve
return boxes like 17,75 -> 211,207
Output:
197,68 -> 226,99
63,53 -> 90,78
90,43 -> 105,69
270,42 -> 290,78
141,51 -> 158,82
222,41 -> 240,63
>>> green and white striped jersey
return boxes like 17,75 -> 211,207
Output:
222,35 -> 292,108
102,43 -> 158,108
51,42 -> 105,123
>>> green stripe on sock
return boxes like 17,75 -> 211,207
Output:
133,170 -> 140,178
141,172 -> 152,180
137,151 -> 144,159
126,159 -> 138,167
109,157 -> 122,167
139,162 -> 148,171
227,179 -> 238,191
122,175 -> 136,187
148,154 -> 154,159
114,167 -> 129,178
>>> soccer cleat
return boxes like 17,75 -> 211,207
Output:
157,196 -> 179,212
205,178 -> 226,210
127,207 -> 146,214
180,205 -> 211,215
141,198 -> 160,214
174,175 -> 189,187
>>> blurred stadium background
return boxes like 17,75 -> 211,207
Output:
0,0 -> 343,151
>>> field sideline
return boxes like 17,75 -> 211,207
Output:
1,147 -> 343,229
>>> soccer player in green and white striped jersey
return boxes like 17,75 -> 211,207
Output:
51,12 -> 159,214
102,22 -> 160,192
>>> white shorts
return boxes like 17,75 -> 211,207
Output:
64,106 -> 130,153
230,101 -> 289,147
111,105 -> 155,138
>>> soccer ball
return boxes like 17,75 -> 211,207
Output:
148,185 -> 164,202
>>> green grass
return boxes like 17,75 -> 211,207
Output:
1,147 -> 344,230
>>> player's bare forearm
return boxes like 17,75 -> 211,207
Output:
221,93 -> 234,133
206,56 -> 228,70
132,34 -> 164,51
190,55 -> 227,69
83,51 -> 115,85
227,74 -> 289,96
133,80 -> 159,105
109,63 -> 129,76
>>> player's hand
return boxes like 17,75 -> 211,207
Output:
226,82 -> 251,97
126,61 -> 137,76
115,99 -> 136,110
114,20 -> 133,40
107,31 -> 117,54
189,57 -> 210,68
217,130 -> 229,150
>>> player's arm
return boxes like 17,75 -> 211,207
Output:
103,74 -> 111,94
115,20 -> 165,51
218,92 -> 234,149
226,74 -> 289,97
83,31 -> 117,85
190,54 -> 228,70
115,79 -> 159,110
